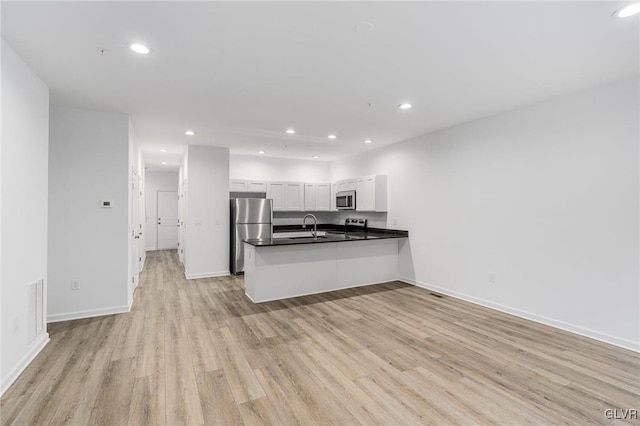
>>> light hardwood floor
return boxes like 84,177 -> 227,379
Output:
1,250 -> 638,425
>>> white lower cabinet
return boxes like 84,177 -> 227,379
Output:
244,239 -> 401,303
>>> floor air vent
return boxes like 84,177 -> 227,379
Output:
28,279 -> 45,343
429,292 -> 444,298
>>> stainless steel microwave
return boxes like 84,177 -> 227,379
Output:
336,190 -> 356,210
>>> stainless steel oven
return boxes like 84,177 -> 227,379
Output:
336,190 -> 356,210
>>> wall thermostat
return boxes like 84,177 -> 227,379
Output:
100,200 -> 113,208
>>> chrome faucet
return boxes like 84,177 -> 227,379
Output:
302,214 -> 318,239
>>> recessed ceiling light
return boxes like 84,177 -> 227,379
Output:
364,139 -> 373,144
312,156 -> 320,159
398,103 -> 412,110
161,162 -> 167,165
286,129 -> 296,134
185,130 -> 195,136
128,43 -> 151,55
258,150 -> 266,154
328,134 -> 337,139
614,3 -> 640,17
159,149 -> 167,152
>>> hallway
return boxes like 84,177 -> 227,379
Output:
1,250 -> 638,425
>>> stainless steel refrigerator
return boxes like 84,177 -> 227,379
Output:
230,198 -> 273,274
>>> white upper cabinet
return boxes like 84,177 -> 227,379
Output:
316,183 -> 331,211
230,180 -> 267,192
356,175 -> 387,212
305,183 -> 331,211
247,181 -> 267,192
267,182 -> 285,210
268,181 -> 304,211
337,179 -> 356,192
305,184 -> 317,211
331,183 -> 337,211
238,176 -> 384,212
284,182 -> 304,210
230,180 -> 247,192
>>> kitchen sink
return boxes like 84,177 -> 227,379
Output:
273,231 -> 327,239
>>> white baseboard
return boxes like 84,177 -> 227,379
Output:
47,304 -> 131,323
186,270 -> 230,280
398,276 -> 640,353
1,332 -> 50,397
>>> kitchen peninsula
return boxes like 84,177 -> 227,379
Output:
243,221 -> 408,303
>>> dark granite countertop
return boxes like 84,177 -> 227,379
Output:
243,225 -> 408,247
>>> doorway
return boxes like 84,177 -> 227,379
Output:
157,191 -> 179,249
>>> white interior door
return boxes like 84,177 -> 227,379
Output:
157,191 -> 179,249
131,170 -> 141,290
138,176 -> 145,271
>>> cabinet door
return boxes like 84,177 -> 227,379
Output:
267,182 -> 285,210
356,177 -> 375,211
304,184 -> 317,211
284,182 -> 304,211
345,179 -> 356,191
316,183 -> 331,211
337,179 -> 356,192
331,183 -> 337,211
230,180 -> 247,191
247,181 -> 267,192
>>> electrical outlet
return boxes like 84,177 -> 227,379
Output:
393,218 -> 398,226
71,279 -> 80,290
12,316 -> 19,331
488,272 -> 496,283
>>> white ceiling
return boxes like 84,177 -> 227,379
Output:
2,1 -> 638,170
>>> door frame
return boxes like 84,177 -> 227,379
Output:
157,190 -> 179,249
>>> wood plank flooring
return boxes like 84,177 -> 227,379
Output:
1,249 -> 638,425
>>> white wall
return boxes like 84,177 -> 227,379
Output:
331,78 -> 640,350
184,145 -> 230,278
144,171 -> 179,250
1,40 -> 50,395
230,154 -> 330,182
48,106 -> 130,322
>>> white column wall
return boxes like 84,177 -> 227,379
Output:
184,145 -> 230,278
0,39 -> 50,395
48,106 -> 130,321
